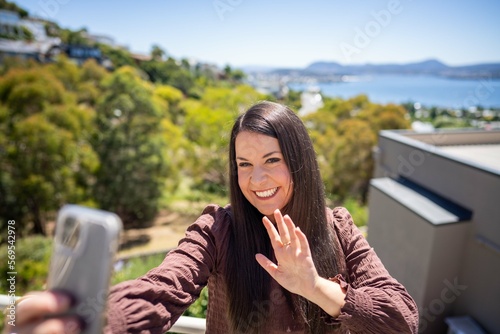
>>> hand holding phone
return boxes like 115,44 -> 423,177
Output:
47,205 -> 122,334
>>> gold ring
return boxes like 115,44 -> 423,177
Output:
283,241 -> 291,247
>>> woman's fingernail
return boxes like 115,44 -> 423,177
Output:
53,291 -> 73,309
65,317 -> 86,333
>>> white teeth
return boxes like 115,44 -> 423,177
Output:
255,188 -> 278,198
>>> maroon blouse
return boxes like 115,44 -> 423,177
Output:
104,205 -> 419,333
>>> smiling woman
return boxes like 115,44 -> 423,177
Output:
8,101 -> 419,334
225,102 -> 350,333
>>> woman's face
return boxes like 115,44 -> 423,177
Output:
235,131 -> 293,218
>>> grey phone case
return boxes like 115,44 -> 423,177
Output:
47,205 -> 122,334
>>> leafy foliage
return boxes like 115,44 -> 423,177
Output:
0,66 -> 98,235
0,0 -> 28,17
305,95 -> 410,203
92,66 -> 174,228
0,235 -> 53,294
59,28 -> 92,46
154,84 -> 184,124
183,287 -> 208,318
99,43 -> 136,69
139,57 -> 196,96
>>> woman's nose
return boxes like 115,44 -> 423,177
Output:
250,167 -> 267,185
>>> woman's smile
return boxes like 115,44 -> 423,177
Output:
254,187 -> 279,199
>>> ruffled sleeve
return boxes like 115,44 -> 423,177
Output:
104,204 -> 231,334
328,207 -> 419,333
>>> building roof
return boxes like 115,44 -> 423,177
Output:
380,129 -> 500,176
438,144 -> 500,173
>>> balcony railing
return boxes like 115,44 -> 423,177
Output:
0,294 -> 206,334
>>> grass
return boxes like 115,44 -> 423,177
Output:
111,253 -> 167,285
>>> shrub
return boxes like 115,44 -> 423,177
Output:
342,197 -> 368,227
0,235 -> 53,295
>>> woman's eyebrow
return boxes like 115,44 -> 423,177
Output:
262,151 -> 280,158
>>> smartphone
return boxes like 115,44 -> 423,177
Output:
47,204 -> 122,334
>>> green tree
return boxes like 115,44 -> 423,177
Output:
77,58 -> 110,107
305,95 -> 409,204
0,55 -> 38,76
279,88 -> 302,112
60,28 -> 92,46
150,44 -> 166,61
201,85 -> 263,112
0,235 -> 52,292
99,43 -> 136,69
46,55 -> 82,91
0,0 -> 29,17
331,118 -> 377,202
139,57 -> 196,96
0,67 -> 98,235
154,84 -> 184,124
180,99 -> 232,193
222,64 -> 245,83
92,66 -> 172,228
192,63 -> 218,88
359,103 -> 409,133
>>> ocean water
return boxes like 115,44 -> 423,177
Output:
288,74 -> 500,109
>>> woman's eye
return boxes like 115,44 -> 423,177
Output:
238,162 -> 251,167
266,157 -> 280,164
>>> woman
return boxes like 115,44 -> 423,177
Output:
9,101 -> 418,333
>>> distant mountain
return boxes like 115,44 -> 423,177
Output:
304,61 -> 345,73
443,63 -> 500,78
266,59 -> 500,79
306,59 -> 452,75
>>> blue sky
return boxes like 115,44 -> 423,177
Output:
13,0 -> 500,68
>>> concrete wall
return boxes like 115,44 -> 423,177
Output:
374,131 -> 500,246
368,130 -> 500,333
368,179 -> 471,334
453,236 -> 500,333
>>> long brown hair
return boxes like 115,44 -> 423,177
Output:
226,101 -> 342,333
